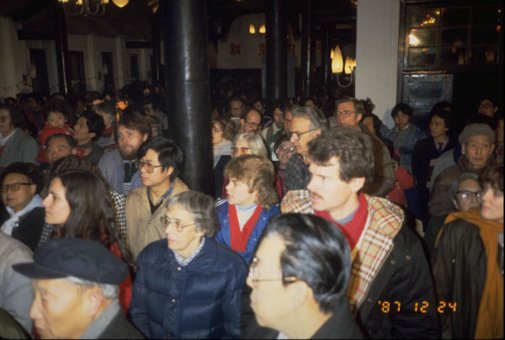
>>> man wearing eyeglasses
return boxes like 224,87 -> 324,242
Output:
126,136 -> 189,260
242,214 -> 363,339
335,97 -> 394,197
285,106 -> 325,191
240,108 -> 262,134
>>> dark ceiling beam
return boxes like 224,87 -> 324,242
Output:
17,30 -> 54,40
12,0 -> 51,21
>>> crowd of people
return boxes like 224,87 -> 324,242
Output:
0,84 -> 503,339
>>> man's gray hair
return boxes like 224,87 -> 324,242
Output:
291,106 -> 327,130
66,276 -> 119,299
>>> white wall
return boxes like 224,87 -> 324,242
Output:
355,0 -> 400,127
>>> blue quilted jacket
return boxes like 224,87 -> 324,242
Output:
215,200 -> 280,264
129,237 -> 247,339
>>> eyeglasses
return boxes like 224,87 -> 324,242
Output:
456,190 -> 482,201
479,103 -> 494,108
276,144 -> 295,153
245,120 -> 260,129
1,183 -> 33,193
335,110 -> 356,118
161,216 -> 196,232
288,127 -> 319,140
231,146 -> 251,154
136,160 -> 163,173
248,257 -> 298,285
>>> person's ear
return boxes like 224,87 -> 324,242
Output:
349,177 -> 366,193
29,184 -> 37,196
290,281 -> 310,309
163,166 -> 174,177
84,286 -> 105,316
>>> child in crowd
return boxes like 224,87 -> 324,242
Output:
215,154 -> 280,264
36,101 -> 72,164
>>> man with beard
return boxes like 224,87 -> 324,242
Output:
98,111 -> 150,194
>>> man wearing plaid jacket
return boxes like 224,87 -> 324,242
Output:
281,127 -> 439,339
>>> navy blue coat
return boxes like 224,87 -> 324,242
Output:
130,237 -> 247,339
215,200 -> 280,264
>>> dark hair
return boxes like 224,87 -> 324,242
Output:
116,111 -> 151,139
53,170 -> 116,244
95,101 -> 116,118
391,103 -> 413,118
430,100 -> 453,116
0,104 -> 28,129
143,95 -> 161,111
165,191 -> 220,237
224,154 -> 278,208
308,127 -> 375,184
212,117 -> 236,141
481,164 -> 503,193
45,133 -> 78,148
430,109 -> 452,132
335,97 -> 365,116
262,214 -> 351,313
137,136 -> 184,181
82,110 -> 105,141
43,98 -> 72,120
0,162 -> 45,194
361,112 -> 382,133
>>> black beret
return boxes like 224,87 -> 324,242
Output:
13,239 -> 128,285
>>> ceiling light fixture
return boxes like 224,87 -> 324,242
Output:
57,0 -> 129,16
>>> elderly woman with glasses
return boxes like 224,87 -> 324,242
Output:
130,191 -> 247,339
432,164 -> 503,339
126,136 -> 189,260
424,172 -> 483,256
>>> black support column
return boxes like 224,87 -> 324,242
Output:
322,25 -> 331,86
266,0 -> 287,113
151,11 -> 161,86
300,0 -> 313,100
162,0 -> 213,194
53,0 -> 71,95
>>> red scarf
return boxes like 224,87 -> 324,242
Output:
229,204 -> 263,252
315,193 -> 368,249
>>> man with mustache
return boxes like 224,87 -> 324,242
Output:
281,127 -> 439,339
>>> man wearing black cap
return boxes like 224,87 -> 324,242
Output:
13,239 -> 142,339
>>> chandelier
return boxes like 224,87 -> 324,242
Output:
58,0 -> 129,16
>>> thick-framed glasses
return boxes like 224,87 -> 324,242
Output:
289,127 -> 319,140
456,190 -> 482,201
335,110 -> 356,118
136,160 -> 163,173
1,183 -> 33,193
248,257 -> 298,285
161,216 -> 196,232
231,146 -> 251,154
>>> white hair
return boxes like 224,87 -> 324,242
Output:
65,276 -> 119,299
